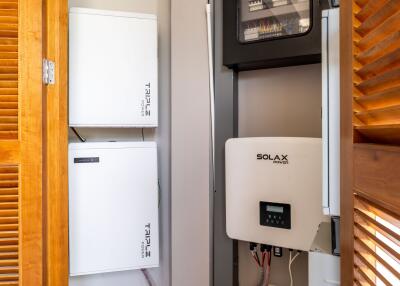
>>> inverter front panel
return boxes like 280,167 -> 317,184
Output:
225,137 -> 325,251
69,8 -> 158,127
69,142 -> 159,276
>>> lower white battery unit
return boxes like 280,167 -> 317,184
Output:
309,252 -> 340,286
225,137 -> 326,251
68,142 -> 159,276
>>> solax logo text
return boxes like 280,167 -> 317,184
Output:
257,154 -> 289,165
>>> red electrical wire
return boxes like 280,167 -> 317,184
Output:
261,251 -> 266,267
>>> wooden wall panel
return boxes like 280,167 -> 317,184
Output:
354,144 -> 400,214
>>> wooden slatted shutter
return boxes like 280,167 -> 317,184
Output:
0,1 -> 19,282
341,0 -> 400,285
0,165 -> 18,285
0,0 -> 17,141
0,0 -> 44,285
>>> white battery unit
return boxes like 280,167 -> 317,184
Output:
309,252 -> 340,286
226,137 -> 326,251
69,142 -> 159,276
69,8 -> 158,127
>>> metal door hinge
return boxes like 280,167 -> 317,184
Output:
43,59 -> 55,85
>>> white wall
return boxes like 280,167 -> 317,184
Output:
171,0 -> 212,285
68,1 -> 171,286
238,65 -> 322,139
238,64 -> 322,286
69,0 -> 156,14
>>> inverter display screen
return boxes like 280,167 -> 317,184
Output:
267,205 -> 284,213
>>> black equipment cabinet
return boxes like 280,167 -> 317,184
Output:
223,0 -> 322,71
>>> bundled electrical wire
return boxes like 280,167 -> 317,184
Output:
250,243 -> 272,286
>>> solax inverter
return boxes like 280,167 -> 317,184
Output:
69,8 -> 158,127
226,137 -> 326,251
69,142 -> 159,276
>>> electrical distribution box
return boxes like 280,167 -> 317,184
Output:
69,142 -> 159,276
225,137 -> 326,251
69,8 -> 158,127
223,0 -> 322,70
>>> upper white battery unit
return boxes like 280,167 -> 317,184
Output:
69,142 -> 159,276
226,137 -> 326,251
69,8 -> 158,127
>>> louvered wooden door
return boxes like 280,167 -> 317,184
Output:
0,0 -> 44,285
341,0 -> 400,285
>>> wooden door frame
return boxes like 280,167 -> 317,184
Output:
19,0 -> 45,284
340,1 -> 355,285
43,0 -> 69,285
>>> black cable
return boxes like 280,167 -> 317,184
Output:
71,127 -> 86,142
268,249 -> 272,265
158,179 -> 161,208
141,269 -> 153,286
249,242 -> 258,252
